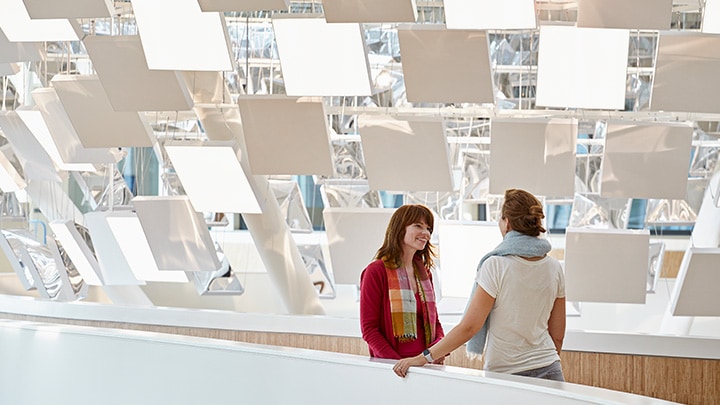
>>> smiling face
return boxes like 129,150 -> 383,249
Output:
402,220 -> 431,255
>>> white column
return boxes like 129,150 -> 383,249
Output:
196,106 -> 324,315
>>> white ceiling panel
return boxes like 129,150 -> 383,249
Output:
22,0 -> 113,19
83,35 -> 194,112
536,25 -> 629,110
237,95 -> 334,176
490,118 -> 577,197
132,196 -> 223,272
51,75 -> 155,148
398,25 -> 494,104
359,114 -> 454,192
272,16 -> 372,96
321,0 -> 416,23
131,0 -> 233,71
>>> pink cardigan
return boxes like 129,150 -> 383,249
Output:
359,259 -> 444,359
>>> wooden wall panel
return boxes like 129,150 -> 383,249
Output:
2,312 -> 718,404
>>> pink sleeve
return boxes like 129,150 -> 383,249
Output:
359,264 -> 400,359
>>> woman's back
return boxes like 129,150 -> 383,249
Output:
477,255 -> 565,374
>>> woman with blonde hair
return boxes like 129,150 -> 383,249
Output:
393,189 -> 566,381
360,204 -> 444,362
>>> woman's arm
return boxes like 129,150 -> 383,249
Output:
393,286 -> 495,377
359,266 -> 401,359
548,297 -> 566,355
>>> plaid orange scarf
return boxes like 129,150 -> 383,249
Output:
386,262 -> 437,345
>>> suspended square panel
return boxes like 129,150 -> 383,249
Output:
0,111 -> 61,182
49,220 -> 104,286
272,16 -> 373,96
51,75 -> 155,148
132,195 -> 222,272
198,0 -> 289,12
398,25 -> 494,104
577,0 -> 672,29
437,221 -> 503,298
444,0 -> 536,30
564,228 -> 649,303
601,121 -> 693,199
0,151 -> 26,193
322,0 -> 416,23
237,96 -> 334,176
702,0 -> 720,33
323,207 -> 395,285
163,140 -> 263,214
105,212 -> 189,282
536,26 -> 629,110
359,115 -> 453,192
0,29 -> 42,63
22,0 -> 113,19
16,109 -> 96,172
0,0 -> 78,42
83,211 -> 144,285
670,247 -> 720,316
130,0 -> 234,71
31,87 -> 117,164
489,118 -> 577,197
650,32 -> 720,114
83,35 -> 194,112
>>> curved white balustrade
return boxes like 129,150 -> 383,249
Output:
0,320 -> 679,405
0,292 -> 718,361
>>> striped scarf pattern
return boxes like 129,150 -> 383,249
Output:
387,263 -> 437,345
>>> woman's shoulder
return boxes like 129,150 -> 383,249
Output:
364,259 -> 387,274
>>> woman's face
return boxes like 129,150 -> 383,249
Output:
402,220 -> 431,254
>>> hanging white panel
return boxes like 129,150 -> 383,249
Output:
536,26 -> 629,110
197,0 -> 289,12
322,0 -> 416,23
564,228 -> 649,303
164,140 -> 263,214
51,75 -> 155,148
437,221 -> 503,298
83,35 -> 194,112
650,32 -> 720,114
444,0 -> 536,30
132,196 -> 222,272
237,96 -> 334,176
577,0 -> 672,29
398,25 -> 494,104
130,0 -> 233,71
489,118 -> 577,197
359,114 -> 454,192
323,207 -> 395,285
0,0 -> 78,42
272,16 -> 373,96
600,121 -> 693,199
21,0 -> 113,19
31,87 -> 117,164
